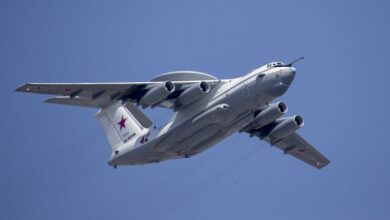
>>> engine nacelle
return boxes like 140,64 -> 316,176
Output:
139,81 -> 175,108
267,115 -> 304,140
177,81 -> 210,106
252,102 -> 287,129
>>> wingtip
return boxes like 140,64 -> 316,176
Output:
15,83 -> 30,92
43,98 -> 52,104
316,159 -> 331,169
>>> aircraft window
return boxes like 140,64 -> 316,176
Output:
267,62 -> 286,68
274,62 -> 286,67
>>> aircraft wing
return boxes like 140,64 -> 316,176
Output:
15,80 -> 221,109
249,131 -> 330,169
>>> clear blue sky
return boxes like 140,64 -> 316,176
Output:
1,1 -> 390,219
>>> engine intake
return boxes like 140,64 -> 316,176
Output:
177,81 -> 210,106
139,81 -> 175,108
267,115 -> 304,140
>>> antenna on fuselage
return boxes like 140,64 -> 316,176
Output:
287,57 -> 304,67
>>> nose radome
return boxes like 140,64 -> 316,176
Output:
281,67 -> 296,86
290,67 -> 296,74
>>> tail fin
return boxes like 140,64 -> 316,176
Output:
96,101 -> 151,150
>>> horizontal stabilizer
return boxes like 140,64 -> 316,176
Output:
125,102 -> 152,128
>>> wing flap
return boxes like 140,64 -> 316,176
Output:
44,96 -> 110,108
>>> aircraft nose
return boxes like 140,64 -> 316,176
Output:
281,67 -> 296,86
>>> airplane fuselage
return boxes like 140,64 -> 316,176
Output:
109,65 -> 296,165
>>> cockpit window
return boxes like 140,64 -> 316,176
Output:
267,61 -> 286,68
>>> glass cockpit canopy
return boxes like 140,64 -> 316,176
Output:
267,61 -> 286,68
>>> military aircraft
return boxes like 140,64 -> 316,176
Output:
16,57 -> 330,169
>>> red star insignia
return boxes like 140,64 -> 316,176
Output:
118,115 -> 127,130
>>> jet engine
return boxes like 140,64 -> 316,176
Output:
139,81 -> 175,108
177,81 -> 210,106
252,102 -> 287,129
267,115 -> 304,140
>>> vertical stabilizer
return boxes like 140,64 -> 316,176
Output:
96,101 -> 150,150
